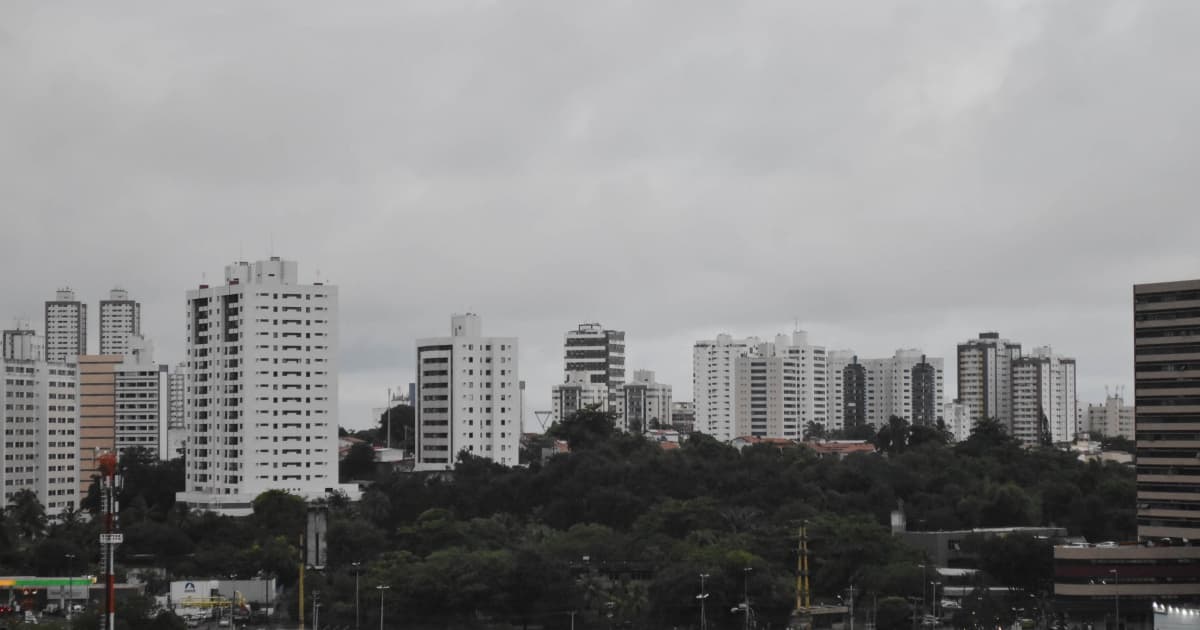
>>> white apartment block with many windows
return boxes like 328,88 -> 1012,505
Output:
114,336 -> 165,458
1011,346 -> 1077,445
697,331 -> 826,441
415,314 -> 520,471
1086,393 -> 1134,441
45,288 -> 86,364
0,338 -> 78,516
694,334 -> 760,442
551,373 -> 611,425
176,258 -> 358,515
622,369 -> 672,433
957,332 -> 1021,430
99,288 -> 141,356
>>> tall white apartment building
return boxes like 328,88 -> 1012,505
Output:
1010,346 -> 1077,445
415,314 -> 520,471
0,337 -> 78,515
560,323 -> 626,412
863,350 -> 944,428
734,338 -> 804,439
957,332 -> 1022,430
114,336 -> 165,457
943,399 -> 974,442
782,331 -> 827,436
1086,393 -> 1134,440
165,363 -> 187,460
45,288 -> 87,363
99,288 -> 141,356
701,331 -> 827,441
826,349 -> 943,430
693,334 -> 759,441
176,258 -> 357,515
622,370 -> 672,433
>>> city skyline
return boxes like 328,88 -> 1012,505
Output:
5,2 -> 1200,431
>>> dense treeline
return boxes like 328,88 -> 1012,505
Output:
0,410 -> 1134,630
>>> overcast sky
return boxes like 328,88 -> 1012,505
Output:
3,1 -> 1198,432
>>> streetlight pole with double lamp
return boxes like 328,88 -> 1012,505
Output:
376,585 -> 390,630
696,574 -> 710,630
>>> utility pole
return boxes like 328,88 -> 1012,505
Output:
697,573 -> 710,630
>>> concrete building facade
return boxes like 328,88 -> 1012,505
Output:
957,332 -> 1021,430
1086,393 -> 1135,440
45,288 -> 86,363
1133,278 -> 1200,541
415,314 -> 520,471
943,399 -> 973,442
562,323 -> 625,412
826,349 -> 944,430
622,369 -> 672,433
99,288 -> 141,356
78,354 -> 123,495
550,375 -> 610,425
0,339 -> 78,515
114,337 -> 164,458
176,258 -> 354,514
165,363 -> 186,460
1010,346 -> 1077,445
693,335 -> 759,442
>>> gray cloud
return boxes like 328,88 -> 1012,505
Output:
2,0 -> 1198,429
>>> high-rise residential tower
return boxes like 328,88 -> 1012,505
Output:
957,332 -> 1021,429
562,323 -> 626,408
175,257 -> 357,514
703,330 -> 827,441
826,350 -> 944,430
99,288 -> 141,356
693,334 -> 759,441
45,288 -> 86,363
0,338 -> 78,515
1134,278 -> 1200,541
415,314 -> 520,471
1010,346 -> 1077,444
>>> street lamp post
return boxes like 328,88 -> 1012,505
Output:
931,581 -> 941,625
376,585 -> 390,630
352,562 -> 362,630
696,573 -> 710,630
312,590 -> 320,630
743,567 -> 753,630
1110,569 -> 1120,630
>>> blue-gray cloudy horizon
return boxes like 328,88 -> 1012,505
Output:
2,1 -> 1197,430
